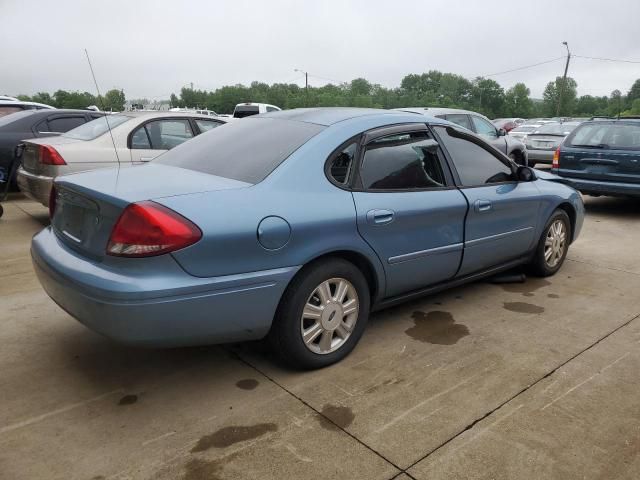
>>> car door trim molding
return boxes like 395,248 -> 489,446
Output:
388,242 -> 463,265
465,226 -> 534,247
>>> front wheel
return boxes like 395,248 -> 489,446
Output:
528,209 -> 571,277
269,258 -> 370,369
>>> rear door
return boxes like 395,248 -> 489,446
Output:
350,124 -> 468,297
129,118 -> 195,164
559,122 -> 640,184
434,126 -> 541,276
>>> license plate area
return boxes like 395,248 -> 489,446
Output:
53,189 -> 99,245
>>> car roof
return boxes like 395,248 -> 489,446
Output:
117,111 -> 227,120
395,107 -> 480,116
0,100 -> 55,109
259,107 -> 439,126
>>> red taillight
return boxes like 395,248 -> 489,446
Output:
39,145 -> 66,165
106,201 -> 202,257
552,147 -> 560,168
49,185 -> 57,219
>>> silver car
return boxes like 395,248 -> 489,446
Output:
397,107 -> 528,165
524,122 -> 581,167
17,111 -> 230,206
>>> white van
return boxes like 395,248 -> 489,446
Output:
233,103 -> 281,118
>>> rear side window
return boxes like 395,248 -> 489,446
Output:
143,119 -> 194,150
567,123 -> 640,150
156,118 -> 324,184
360,131 -> 446,190
436,126 -> 512,186
47,116 -> 87,133
328,142 -> 357,185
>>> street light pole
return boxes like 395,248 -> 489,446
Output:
294,69 -> 309,106
556,42 -> 571,117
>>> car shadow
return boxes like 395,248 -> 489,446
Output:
583,196 -> 640,219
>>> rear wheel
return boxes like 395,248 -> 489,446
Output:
269,258 -> 370,369
528,209 -> 571,277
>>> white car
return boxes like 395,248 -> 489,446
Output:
0,100 -> 55,117
233,102 -> 281,118
17,111 -> 229,206
169,107 -> 219,116
508,124 -> 543,143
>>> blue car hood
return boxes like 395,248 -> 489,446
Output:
55,163 -> 251,205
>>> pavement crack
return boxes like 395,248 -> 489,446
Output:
227,348 -> 404,474
401,310 -> 640,472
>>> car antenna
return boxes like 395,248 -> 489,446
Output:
84,48 -> 120,166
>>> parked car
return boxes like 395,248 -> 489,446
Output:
552,118 -> 640,197
493,118 -> 524,132
524,122 -> 581,167
397,107 -> 528,165
233,103 -> 281,118
169,107 -> 219,116
508,123 -> 543,143
0,109 -> 105,189
31,108 -> 583,369
0,100 -> 55,117
17,111 -> 229,206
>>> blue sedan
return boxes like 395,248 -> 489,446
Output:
32,108 -> 584,369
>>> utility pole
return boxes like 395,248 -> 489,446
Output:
556,42 -> 571,117
294,69 -> 309,106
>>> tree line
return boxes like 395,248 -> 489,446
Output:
16,73 -> 640,119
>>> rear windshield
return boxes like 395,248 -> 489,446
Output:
511,125 -> 537,133
566,122 -> 640,150
63,114 -> 131,140
156,117 -> 324,184
233,106 -> 259,118
534,123 -> 579,135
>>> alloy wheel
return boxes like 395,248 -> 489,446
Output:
544,219 -> 567,268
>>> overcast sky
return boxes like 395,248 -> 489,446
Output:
2,0 -> 639,100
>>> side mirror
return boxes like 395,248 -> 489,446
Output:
497,128 -> 507,137
517,166 -> 537,182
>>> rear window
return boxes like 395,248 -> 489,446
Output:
63,115 -> 131,140
156,118 -> 324,184
233,106 -> 259,118
511,125 -> 537,133
534,123 -> 579,135
566,123 -> 640,150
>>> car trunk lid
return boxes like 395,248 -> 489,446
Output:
526,134 -> 563,151
51,164 -> 251,259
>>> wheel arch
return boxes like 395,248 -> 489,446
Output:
556,201 -> 577,243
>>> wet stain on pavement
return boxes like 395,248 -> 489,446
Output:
318,404 -> 355,431
235,379 -> 259,390
501,278 -> 551,295
191,424 -> 277,452
118,394 -> 138,406
547,293 -> 560,299
503,302 -> 545,314
405,311 -> 469,345
184,458 -> 228,480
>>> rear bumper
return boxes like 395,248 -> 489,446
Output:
552,172 -> 640,197
17,167 -> 52,206
527,149 -> 554,163
31,227 -> 299,346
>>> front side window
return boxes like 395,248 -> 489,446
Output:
328,142 -> 357,185
360,131 -> 446,190
471,116 -> 498,138
195,119 -> 222,132
444,114 -> 473,131
134,119 -> 194,150
436,126 -> 513,186
266,106 -> 279,112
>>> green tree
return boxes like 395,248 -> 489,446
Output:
503,83 -> 533,118
471,77 -> 505,118
31,92 -> 54,106
100,89 -> 125,111
542,76 -> 578,116
626,79 -> 640,105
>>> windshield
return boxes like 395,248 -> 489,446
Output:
566,122 -> 640,150
533,123 -> 579,135
511,125 -> 537,133
62,115 -> 131,140
156,117 -> 324,183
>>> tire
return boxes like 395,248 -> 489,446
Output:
269,258 -> 370,369
527,209 -> 571,277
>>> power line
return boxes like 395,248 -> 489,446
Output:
573,54 -> 640,64
481,57 -> 565,77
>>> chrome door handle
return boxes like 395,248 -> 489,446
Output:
139,157 -> 154,162
366,209 -> 395,225
475,199 -> 492,212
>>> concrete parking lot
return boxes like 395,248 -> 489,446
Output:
1,192 -> 639,480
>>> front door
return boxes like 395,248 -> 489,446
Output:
470,114 -> 508,154
434,126 -> 541,276
351,125 -> 468,297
